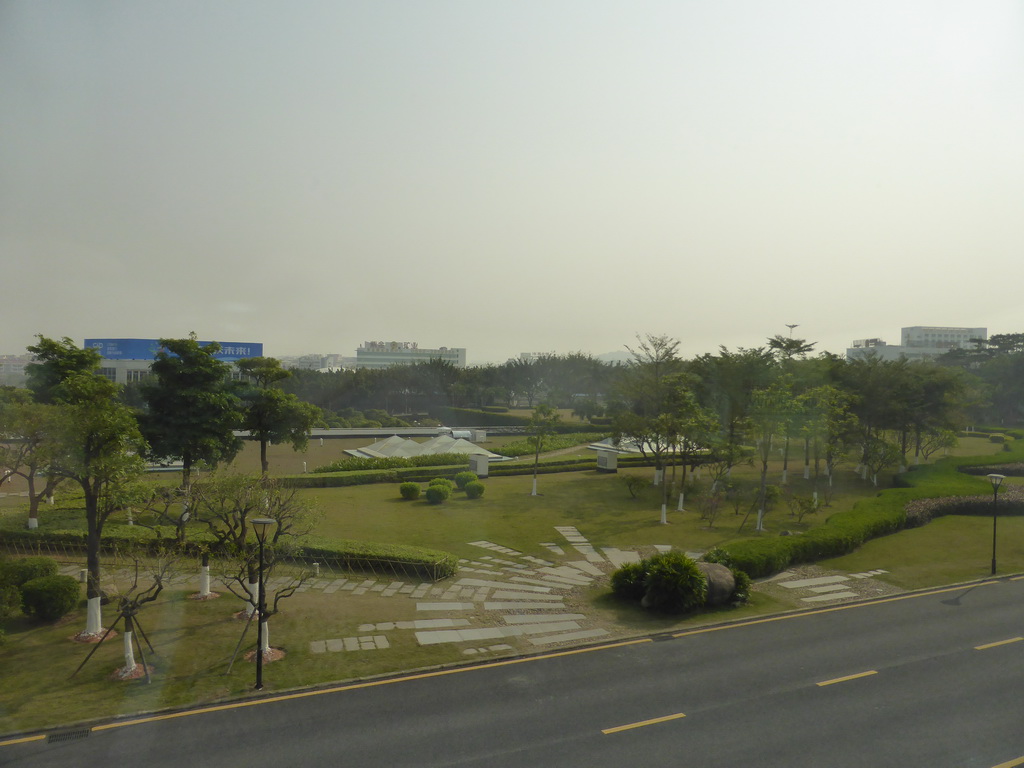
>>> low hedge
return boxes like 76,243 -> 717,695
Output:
0,556 -> 59,587
722,437 -> 1024,578
313,453 -> 469,473
0,526 -> 460,583
297,537 -> 459,580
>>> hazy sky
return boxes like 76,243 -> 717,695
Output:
3,1 -> 1022,365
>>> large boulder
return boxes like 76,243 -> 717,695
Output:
697,562 -> 735,606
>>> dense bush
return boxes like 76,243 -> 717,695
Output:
0,556 -> 59,587
453,471 -> 479,490
990,434 -> 1006,444
641,552 -> 708,613
428,477 -> 454,490
425,486 -> 450,504
464,481 -> 485,499
20,575 -> 80,621
0,583 -> 21,620
732,570 -> 752,603
609,561 -> 647,601
611,552 -> 709,614
399,482 -> 421,500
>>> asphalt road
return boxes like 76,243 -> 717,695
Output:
6,578 -> 1024,768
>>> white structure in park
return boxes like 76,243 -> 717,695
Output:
345,434 -> 505,461
355,341 -> 467,369
846,326 -> 986,362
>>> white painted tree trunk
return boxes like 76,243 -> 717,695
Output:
27,517 -> 38,530
803,464 -> 810,480
653,469 -> 664,486
123,630 -> 136,673
677,492 -> 685,511
660,504 -> 667,525
531,477 -> 538,496
781,469 -> 788,485
872,473 -> 878,486
260,620 -> 270,653
813,491 -> 819,507
756,508 -> 765,531
86,596 -> 102,635
245,579 -> 258,617
199,565 -> 211,597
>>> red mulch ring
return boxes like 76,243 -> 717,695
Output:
188,592 -> 222,601
110,663 -> 156,681
71,629 -> 118,644
244,648 -> 286,664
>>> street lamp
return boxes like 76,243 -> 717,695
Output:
251,517 -> 276,691
987,474 -> 1005,576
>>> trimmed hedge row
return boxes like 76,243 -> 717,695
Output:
723,436 -> 1024,579
0,526 -> 460,582
296,537 -> 459,580
313,453 -> 469,473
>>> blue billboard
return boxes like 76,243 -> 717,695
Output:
84,339 -> 263,362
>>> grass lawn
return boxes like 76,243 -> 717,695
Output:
0,433 -> 1017,735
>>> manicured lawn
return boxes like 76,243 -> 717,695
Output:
0,433 -> 1017,735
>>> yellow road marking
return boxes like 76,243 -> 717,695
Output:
975,637 -> 1023,651
817,670 -> 877,687
86,637 -> 653,733
992,756 -> 1024,768
0,735 -> 45,747
1011,576 -> 1024,582
672,581 -> 1001,639
602,713 -> 686,734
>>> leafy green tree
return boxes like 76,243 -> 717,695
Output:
49,373 -> 147,636
140,335 -> 242,489
237,357 -> 320,475
24,336 -> 102,404
0,400 -> 65,528
748,380 -> 796,531
528,403 -> 560,496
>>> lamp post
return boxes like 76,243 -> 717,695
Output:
987,474 -> 1005,576
251,517 -> 276,691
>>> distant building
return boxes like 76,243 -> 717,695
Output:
518,351 -> 556,363
0,355 -> 31,387
846,327 -> 986,362
83,338 -> 264,384
355,341 -> 467,369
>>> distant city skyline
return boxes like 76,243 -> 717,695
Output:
4,2 -> 1021,367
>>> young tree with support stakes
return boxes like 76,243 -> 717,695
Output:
236,357 -> 320,476
140,334 -> 242,491
748,380 -> 796,531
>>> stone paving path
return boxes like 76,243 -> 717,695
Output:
53,528 -> 896,659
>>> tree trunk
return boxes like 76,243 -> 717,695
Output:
123,613 -> 137,674
84,485 -> 104,635
260,439 -> 269,476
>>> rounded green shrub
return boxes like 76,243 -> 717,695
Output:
428,477 -> 454,491
731,569 -> 752,604
0,556 -> 59,588
464,481 -> 485,499
700,547 -> 734,568
425,485 -> 450,504
20,575 -> 80,621
454,471 -> 479,490
641,552 -> 708,614
610,561 -> 647,601
399,482 -> 421,500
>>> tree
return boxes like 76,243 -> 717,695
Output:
190,475 -> 317,618
0,400 -> 65,528
25,336 -> 102,404
140,335 -> 242,489
49,373 -> 147,636
748,380 -> 796,531
236,357 -> 320,475
527,404 -> 560,496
